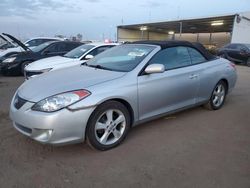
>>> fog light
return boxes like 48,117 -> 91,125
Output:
33,129 -> 53,142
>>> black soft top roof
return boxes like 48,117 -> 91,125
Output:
132,40 -> 215,60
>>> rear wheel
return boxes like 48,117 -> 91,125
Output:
204,81 -> 227,110
86,101 -> 131,151
246,58 -> 250,67
219,53 -> 227,59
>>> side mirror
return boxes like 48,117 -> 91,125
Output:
85,54 -> 94,60
145,64 -> 165,74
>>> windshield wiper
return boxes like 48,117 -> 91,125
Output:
83,63 -> 113,71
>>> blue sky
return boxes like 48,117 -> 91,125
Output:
0,0 -> 250,40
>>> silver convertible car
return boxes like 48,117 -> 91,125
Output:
10,41 -> 237,150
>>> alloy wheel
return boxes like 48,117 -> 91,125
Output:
94,109 -> 126,145
212,84 -> 225,108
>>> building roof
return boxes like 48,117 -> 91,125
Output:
118,14 -> 236,33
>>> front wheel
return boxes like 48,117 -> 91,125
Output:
21,62 -> 31,75
86,101 -> 131,151
204,81 -> 227,110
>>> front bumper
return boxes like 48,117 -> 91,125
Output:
0,62 -> 21,75
9,97 -> 95,145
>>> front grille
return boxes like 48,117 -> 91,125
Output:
25,71 -> 43,79
14,95 -> 27,109
15,123 -> 32,134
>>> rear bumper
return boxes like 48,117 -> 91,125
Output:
9,98 -> 96,145
225,55 -> 249,64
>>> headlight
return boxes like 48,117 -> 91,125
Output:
25,67 -> 52,73
41,68 -> 52,72
32,90 -> 91,112
2,57 -> 16,63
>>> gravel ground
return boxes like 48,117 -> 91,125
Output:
0,66 -> 249,188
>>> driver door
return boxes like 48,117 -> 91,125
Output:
137,46 -> 199,120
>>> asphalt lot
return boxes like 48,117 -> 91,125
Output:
0,65 -> 250,188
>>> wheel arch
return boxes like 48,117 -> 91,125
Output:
103,98 -> 135,127
220,78 -> 229,94
84,98 -> 135,143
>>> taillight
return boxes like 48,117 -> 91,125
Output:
230,62 -> 236,70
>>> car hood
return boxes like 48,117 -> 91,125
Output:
0,34 -> 15,47
2,33 -> 31,52
26,56 -> 79,71
0,47 -> 23,57
18,65 -> 126,102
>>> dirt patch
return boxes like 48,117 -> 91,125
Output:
0,66 -> 250,188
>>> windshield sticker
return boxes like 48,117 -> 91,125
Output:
80,48 -> 88,52
128,49 -> 147,57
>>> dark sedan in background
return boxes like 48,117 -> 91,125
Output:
218,43 -> 250,66
0,40 -> 82,76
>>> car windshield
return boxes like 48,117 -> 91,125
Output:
32,41 -> 55,52
85,44 -> 156,72
63,44 -> 95,59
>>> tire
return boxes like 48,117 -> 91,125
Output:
86,101 -> 131,151
246,58 -> 250,67
204,80 -> 227,110
219,53 -> 227,59
21,62 -> 31,75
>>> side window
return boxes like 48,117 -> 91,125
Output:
188,48 -> 206,64
149,46 -> 191,70
65,43 -> 79,51
36,39 -> 53,46
46,43 -> 68,52
45,43 -> 60,53
88,46 -> 112,56
26,39 -> 40,47
235,44 -> 243,50
65,43 -> 74,51
57,43 -> 68,52
34,39 -> 44,46
235,44 -> 248,51
227,44 -> 237,49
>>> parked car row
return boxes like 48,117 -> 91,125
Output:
1,32 -> 248,78
24,42 -> 119,79
0,33 -> 119,76
9,40 -> 237,150
0,33 -> 64,56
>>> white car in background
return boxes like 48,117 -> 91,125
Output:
24,37 -> 64,49
24,43 -> 119,79
0,33 -> 63,58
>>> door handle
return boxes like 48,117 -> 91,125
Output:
189,74 -> 198,79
